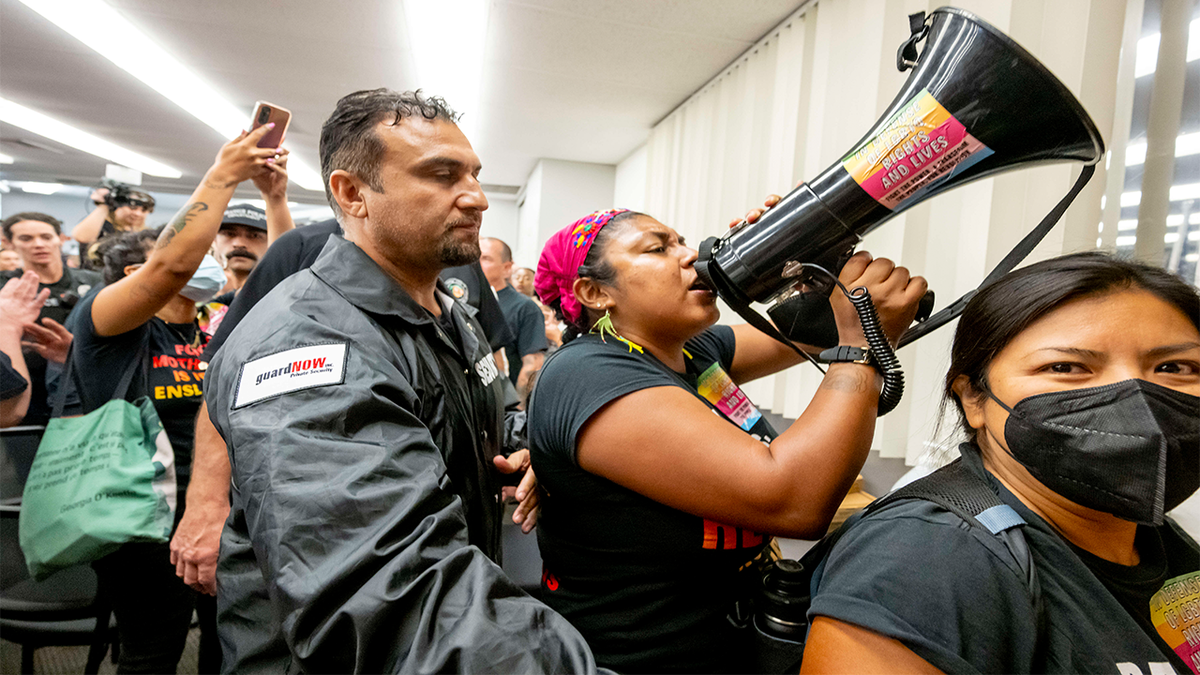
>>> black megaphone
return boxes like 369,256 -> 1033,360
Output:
694,6 -> 1104,414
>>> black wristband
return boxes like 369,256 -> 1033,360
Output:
818,345 -> 875,367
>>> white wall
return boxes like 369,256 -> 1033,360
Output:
614,144 -> 648,213
514,159 -> 616,268
515,162 -> 543,269
480,192 -> 519,255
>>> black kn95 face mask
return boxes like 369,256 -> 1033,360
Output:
984,379 -> 1199,525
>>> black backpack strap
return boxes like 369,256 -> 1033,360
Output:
870,460 -> 1017,526
793,460 -> 1048,668
862,460 -> 1047,661
868,460 -> 1035,584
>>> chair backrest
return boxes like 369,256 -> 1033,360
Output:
0,425 -> 45,504
0,426 -> 100,618
2,426 -> 45,593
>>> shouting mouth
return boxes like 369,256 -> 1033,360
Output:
689,277 -> 714,296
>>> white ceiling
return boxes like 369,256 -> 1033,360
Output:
0,0 -> 804,203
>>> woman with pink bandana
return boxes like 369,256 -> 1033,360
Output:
526,208 -> 926,673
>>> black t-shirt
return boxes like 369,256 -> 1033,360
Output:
1,266 -> 102,425
71,292 -> 208,493
203,220 -> 514,360
495,285 -> 548,384
1,352 -> 27,400
441,264 -> 515,352
808,445 -> 1200,674
0,267 -> 103,325
528,325 -> 779,673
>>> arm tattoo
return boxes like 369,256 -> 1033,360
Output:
155,202 -> 209,250
819,369 -> 874,394
203,178 -> 238,190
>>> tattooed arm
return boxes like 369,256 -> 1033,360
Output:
573,253 -> 926,538
91,127 -> 281,337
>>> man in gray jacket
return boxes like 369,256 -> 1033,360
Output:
204,89 -> 596,673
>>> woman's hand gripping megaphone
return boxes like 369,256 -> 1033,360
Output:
730,192 -> 928,350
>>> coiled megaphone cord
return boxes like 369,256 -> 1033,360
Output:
799,264 -> 904,416
844,286 -> 904,415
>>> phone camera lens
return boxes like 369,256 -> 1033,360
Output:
259,107 -> 271,123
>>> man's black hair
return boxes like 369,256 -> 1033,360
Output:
2,212 -> 62,240
319,88 -> 461,218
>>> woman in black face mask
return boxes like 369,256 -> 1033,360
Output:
801,252 -> 1199,674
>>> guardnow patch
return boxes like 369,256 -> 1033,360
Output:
234,343 -> 348,409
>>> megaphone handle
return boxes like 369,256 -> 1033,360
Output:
896,12 -> 929,71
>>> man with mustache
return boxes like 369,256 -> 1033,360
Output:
200,187 -> 294,339
203,89 -> 596,673
213,204 -> 269,297
199,205 -> 269,338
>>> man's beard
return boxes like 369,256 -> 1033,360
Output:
437,217 -> 482,267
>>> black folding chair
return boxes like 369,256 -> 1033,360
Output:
0,425 -> 116,674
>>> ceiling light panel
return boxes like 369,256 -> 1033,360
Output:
1134,19 -> 1200,78
16,181 -> 65,195
405,0 -> 490,137
17,0 -> 324,191
0,97 -> 182,177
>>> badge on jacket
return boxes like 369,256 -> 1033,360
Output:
444,277 -> 469,302
234,343 -> 348,408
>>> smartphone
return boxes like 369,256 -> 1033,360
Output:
250,101 -> 291,149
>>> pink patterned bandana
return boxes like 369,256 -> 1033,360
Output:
535,208 -> 630,324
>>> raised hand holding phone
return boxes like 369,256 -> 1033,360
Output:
250,101 -> 291,149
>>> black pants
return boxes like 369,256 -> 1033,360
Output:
93,541 -> 222,673
197,593 -> 220,673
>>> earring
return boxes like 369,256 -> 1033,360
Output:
590,309 -> 643,354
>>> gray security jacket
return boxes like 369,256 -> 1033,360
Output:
206,235 -> 597,674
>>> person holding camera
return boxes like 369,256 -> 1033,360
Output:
71,183 -> 156,267
0,212 -> 99,425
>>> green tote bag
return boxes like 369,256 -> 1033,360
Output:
19,338 -> 177,580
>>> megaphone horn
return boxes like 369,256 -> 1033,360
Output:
694,6 -> 1104,415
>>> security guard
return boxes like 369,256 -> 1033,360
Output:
204,89 -> 597,673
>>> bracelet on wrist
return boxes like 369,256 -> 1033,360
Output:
817,345 -> 878,369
